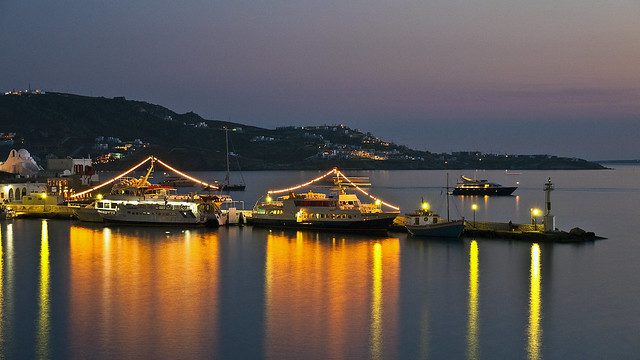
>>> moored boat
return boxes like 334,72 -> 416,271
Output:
451,176 -> 517,196
403,202 -> 464,238
251,189 -> 398,232
100,199 -> 226,226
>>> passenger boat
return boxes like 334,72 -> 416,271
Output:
451,176 -> 517,196
100,199 -> 226,226
251,188 -> 399,232
75,159 -> 230,226
403,203 -> 464,238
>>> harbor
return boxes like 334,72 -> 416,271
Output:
0,151 -> 631,359
0,149 -> 603,242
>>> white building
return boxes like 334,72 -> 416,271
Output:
0,149 -> 42,177
47,157 -> 99,185
0,182 -> 47,202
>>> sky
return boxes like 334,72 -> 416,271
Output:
0,0 -> 638,160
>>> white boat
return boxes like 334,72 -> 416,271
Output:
100,199 -> 226,226
252,188 -> 399,232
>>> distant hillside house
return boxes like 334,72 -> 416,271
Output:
0,149 -> 42,177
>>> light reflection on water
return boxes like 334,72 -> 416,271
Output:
69,225 -> 220,359
264,231 -> 399,359
36,220 -> 50,360
467,240 -> 479,360
0,227 -> 3,356
528,243 -> 542,360
370,242 -> 383,360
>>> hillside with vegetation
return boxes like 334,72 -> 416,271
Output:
0,91 -> 606,170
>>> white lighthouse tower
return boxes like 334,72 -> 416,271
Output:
543,177 -> 555,232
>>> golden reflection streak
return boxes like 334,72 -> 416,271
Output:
467,240 -> 479,360
370,242 -> 383,360
528,243 -> 542,360
36,220 -> 50,360
5,224 -> 12,331
0,227 -> 3,352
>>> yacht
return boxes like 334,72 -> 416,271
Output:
251,189 -> 399,232
451,176 -> 517,196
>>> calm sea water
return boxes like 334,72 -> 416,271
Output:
0,166 -> 639,359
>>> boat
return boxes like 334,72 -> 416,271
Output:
451,176 -> 517,196
403,203 -> 465,238
75,159 -> 231,226
251,188 -> 399,232
100,198 -> 226,226
160,175 -> 196,187
206,127 -> 246,191
322,175 -> 371,187
404,174 -> 465,238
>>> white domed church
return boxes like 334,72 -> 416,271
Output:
0,149 -> 43,177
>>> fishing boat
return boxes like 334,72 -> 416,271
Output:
403,202 -> 465,238
451,176 -> 517,196
251,168 -> 400,232
404,174 -> 465,238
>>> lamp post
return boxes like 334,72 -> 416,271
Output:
531,208 -> 541,230
471,204 -> 478,227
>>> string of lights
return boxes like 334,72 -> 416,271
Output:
70,156 -> 153,198
267,168 -> 337,194
336,171 -> 400,211
154,158 -> 219,189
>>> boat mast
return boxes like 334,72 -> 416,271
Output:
224,127 -> 230,185
446,172 -> 450,221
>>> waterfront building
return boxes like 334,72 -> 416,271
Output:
0,182 -> 47,202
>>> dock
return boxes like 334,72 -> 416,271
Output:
462,221 -> 604,242
6,203 -> 77,219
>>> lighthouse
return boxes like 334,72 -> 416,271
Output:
543,177 -> 555,232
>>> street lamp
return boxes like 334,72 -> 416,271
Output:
531,208 -> 541,230
471,204 -> 478,227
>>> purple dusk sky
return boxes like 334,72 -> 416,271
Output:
0,0 -> 638,159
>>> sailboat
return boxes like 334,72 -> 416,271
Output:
205,127 -> 246,191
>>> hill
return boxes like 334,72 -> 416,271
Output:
0,91 -> 605,170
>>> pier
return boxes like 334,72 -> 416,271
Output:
462,221 -> 603,242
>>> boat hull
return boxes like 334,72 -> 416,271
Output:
451,186 -> 517,196
75,207 -> 105,222
406,220 -> 465,238
250,214 -> 397,232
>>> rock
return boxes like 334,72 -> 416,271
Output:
569,227 -> 587,236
